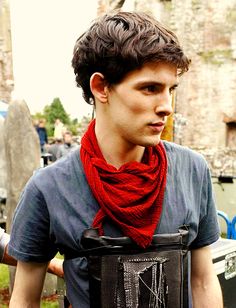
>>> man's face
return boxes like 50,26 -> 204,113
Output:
103,62 -> 178,148
64,133 -> 72,144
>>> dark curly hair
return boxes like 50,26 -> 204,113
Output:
72,11 -> 190,104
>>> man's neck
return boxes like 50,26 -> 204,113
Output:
95,126 -> 145,169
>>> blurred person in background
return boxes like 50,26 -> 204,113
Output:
47,138 -> 63,163
36,119 -> 48,153
56,131 -> 79,159
54,118 -> 66,140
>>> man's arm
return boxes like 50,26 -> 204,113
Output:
191,245 -> 223,308
47,257 -> 64,278
3,246 -> 64,277
0,229 -> 64,277
9,261 -> 48,308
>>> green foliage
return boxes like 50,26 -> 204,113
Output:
33,98 -> 74,137
56,252 -> 64,259
41,300 -> 59,307
42,98 -> 70,136
77,115 -> 91,137
0,265 -> 10,307
0,264 -> 9,289
43,98 -> 70,125
45,122 -> 55,137
32,112 -> 45,120
198,49 -> 232,65
32,97 -> 92,138
226,9 -> 236,24
163,0 -> 172,11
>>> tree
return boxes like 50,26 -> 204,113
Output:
39,97 -> 70,136
77,115 -> 91,139
32,97 -> 91,138
43,97 -> 70,125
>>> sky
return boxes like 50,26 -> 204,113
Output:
9,0 -> 99,120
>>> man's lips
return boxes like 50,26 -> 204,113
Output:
148,122 -> 165,132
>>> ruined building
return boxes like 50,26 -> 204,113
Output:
169,0 -> 236,177
2,0 -> 235,176
0,0 -> 13,103
98,0 -> 236,177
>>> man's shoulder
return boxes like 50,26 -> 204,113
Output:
33,149 -> 81,185
162,141 -> 207,169
163,140 -> 203,158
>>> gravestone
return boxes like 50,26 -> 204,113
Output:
4,99 -> 41,232
4,100 -> 57,297
0,116 -> 7,192
0,116 -> 7,224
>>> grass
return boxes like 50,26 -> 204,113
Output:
0,264 -> 59,307
0,264 -> 9,307
41,300 -> 60,308
0,264 -> 9,289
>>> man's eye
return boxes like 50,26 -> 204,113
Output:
143,85 -> 158,93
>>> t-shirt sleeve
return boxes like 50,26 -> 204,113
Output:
190,165 -> 220,249
8,177 -> 58,262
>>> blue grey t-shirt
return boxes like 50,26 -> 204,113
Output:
8,141 -> 220,307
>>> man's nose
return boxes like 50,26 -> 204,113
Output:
155,90 -> 173,117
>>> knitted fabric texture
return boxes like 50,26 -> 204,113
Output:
80,120 -> 167,248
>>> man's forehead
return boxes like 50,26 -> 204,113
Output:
123,62 -> 179,85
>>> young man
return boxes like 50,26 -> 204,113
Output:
8,11 -> 222,307
56,131 -> 79,159
47,137 -> 63,162
0,226 -> 64,276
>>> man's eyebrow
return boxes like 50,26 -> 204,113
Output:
135,80 -> 179,88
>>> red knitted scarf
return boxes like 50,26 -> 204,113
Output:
80,120 -> 167,248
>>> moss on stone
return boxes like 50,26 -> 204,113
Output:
163,1 -> 172,11
226,9 -> 236,24
198,49 -> 233,65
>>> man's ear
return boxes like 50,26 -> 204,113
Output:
90,73 -> 108,103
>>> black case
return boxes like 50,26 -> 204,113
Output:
211,238 -> 236,308
80,227 -> 189,308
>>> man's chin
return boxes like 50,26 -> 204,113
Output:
141,137 -> 161,147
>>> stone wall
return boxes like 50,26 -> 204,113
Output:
0,117 -> 7,195
79,0 -> 236,176
132,0 -> 236,176
191,146 -> 236,177
0,0 -> 14,103
4,100 -> 41,232
166,0 -> 236,175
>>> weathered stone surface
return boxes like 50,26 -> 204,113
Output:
4,99 -> 41,232
0,116 -> 7,197
0,0 -> 14,103
168,0 -> 236,176
128,0 -> 236,176
191,146 -> 236,177
4,100 -> 58,297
